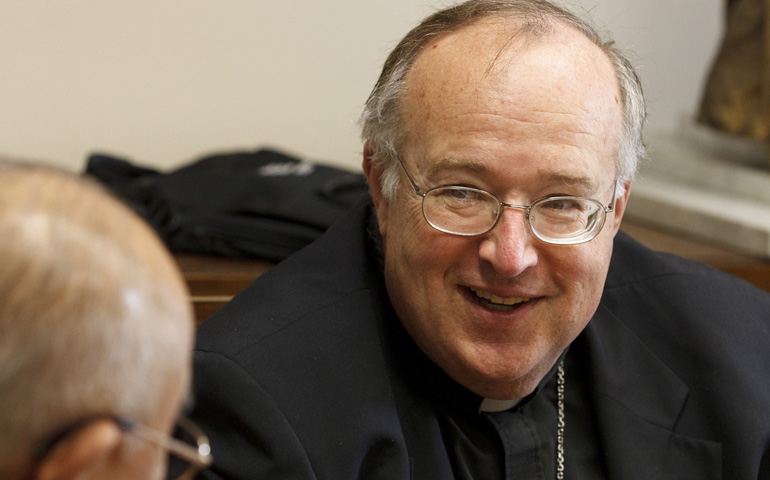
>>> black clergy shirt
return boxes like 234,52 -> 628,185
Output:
421,335 -> 607,479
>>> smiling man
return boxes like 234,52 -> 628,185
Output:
191,1 -> 770,478
368,16 -> 626,404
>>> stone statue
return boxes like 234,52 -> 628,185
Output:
698,0 -> 770,160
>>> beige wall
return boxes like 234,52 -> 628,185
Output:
0,0 -> 722,172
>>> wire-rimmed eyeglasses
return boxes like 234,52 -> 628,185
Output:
34,415 -> 213,480
395,154 -> 617,245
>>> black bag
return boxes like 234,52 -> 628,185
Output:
86,148 -> 369,262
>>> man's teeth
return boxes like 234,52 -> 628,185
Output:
470,288 -> 529,306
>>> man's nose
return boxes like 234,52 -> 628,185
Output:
478,207 -> 539,277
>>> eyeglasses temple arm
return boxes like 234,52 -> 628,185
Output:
120,418 -> 213,468
395,154 -> 424,195
606,178 -> 620,213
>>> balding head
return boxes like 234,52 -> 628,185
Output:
0,163 -> 193,477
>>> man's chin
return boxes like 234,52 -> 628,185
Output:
443,347 -> 551,400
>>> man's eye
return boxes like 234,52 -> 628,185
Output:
543,198 -> 582,210
432,187 -> 489,208
445,187 -> 487,202
448,188 -> 473,200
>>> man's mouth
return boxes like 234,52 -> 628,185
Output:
470,288 -> 530,310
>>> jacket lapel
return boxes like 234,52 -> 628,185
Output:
584,305 -> 723,479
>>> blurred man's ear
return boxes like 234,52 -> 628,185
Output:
35,419 -> 121,480
362,141 -> 390,237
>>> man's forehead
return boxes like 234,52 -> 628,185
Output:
405,17 -> 616,102
401,17 -> 623,166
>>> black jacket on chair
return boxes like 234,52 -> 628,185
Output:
191,201 -> 770,479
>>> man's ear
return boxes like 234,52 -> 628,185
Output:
362,141 -> 390,237
611,181 -> 632,235
35,419 -> 121,480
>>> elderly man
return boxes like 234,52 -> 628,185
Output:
0,164 -> 212,479
191,0 -> 770,478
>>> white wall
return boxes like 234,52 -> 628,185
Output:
575,0 -> 723,137
0,0 -> 724,172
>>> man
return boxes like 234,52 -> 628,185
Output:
191,0 -> 770,478
0,164 -> 212,479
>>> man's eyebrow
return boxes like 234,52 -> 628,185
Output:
425,158 -> 602,194
547,172 -> 598,192
427,159 -> 599,190
427,158 -> 489,178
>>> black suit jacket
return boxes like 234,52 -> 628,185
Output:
191,201 -> 770,479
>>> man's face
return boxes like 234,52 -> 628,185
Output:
365,21 -> 630,400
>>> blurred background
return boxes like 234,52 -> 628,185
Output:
5,0 -> 770,260
0,0 -> 724,171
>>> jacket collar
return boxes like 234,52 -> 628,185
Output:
583,304 -> 722,478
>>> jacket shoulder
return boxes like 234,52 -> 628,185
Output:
605,231 -> 751,290
602,230 -> 770,370
195,201 -> 382,353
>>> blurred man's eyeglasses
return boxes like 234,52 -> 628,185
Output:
34,415 -> 213,480
395,154 -> 617,245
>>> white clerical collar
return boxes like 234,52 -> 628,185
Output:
479,397 -> 523,413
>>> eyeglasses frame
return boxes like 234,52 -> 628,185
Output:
33,415 -> 213,479
394,153 -> 617,245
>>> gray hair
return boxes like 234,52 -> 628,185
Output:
360,0 -> 646,199
0,163 -> 192,472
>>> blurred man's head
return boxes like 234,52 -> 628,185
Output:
0,164 -> 204,479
